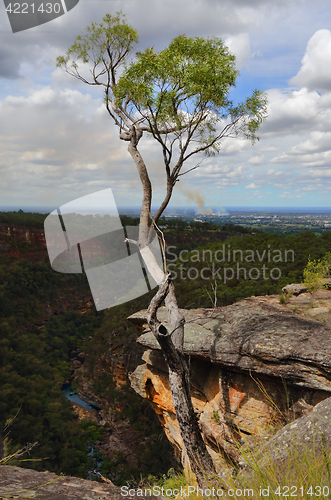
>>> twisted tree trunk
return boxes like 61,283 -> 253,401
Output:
146,276 -> 216,489
124,123 -> 217,488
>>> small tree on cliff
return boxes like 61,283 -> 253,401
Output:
57,12 -> 267,486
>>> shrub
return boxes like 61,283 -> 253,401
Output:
302,252 -> 331,293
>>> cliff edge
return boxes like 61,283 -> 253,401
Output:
128,291 -> 331,473
0,465 -> 158,499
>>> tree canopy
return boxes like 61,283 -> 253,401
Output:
114,36 -> 266,152
57,12 -> 267,227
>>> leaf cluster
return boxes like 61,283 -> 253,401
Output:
57,13 -> 267,165
0,211 -> 47,229
56,12 -> 138,87
302,251 -> 331,293
114,34 -> 267,151
114,35 -> 237,116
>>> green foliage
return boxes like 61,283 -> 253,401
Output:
302,251 -> 331,293
114,34 -> 267,150
169,231 -> 331,308
56,12 -> 138,72
231,430 -> 331,499
79,420 -> 104,442
147,430 -> 331,500
2,213 -> 331,484
0,244 -> 104,477
211,410 -> 220,423
115,35 -> 238,109
229,89 -> 268,142
146,468 -> 188,497
119,215 -> 140,227
279,293 -> 287,305
0,211 -> 47,228
57,12 -> 267,169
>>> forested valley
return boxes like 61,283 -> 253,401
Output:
1,211 -> 331,485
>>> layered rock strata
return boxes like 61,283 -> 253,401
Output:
128,295 -> 331,473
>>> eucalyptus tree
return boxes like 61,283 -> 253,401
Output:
57,11 -> 267,486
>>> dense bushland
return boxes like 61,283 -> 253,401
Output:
1,211 -> 331,482
169,230 -> 331,308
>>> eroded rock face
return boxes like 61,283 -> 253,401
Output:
238,395 -> 331,482
128,296 -> 331,473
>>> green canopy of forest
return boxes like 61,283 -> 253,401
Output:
1,211 -> 331,482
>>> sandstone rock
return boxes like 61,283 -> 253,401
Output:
0,465 -> 158,499
287,292 -> 312,305
239,396 -> 331,481
128,298 -> 331,473
70,402 -> 98,422
306,306 -> 330,317
313,287 -> 331,299
282,283 -> 307,296
130,299 -> 331,392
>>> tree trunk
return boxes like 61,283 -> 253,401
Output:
127,128 -> 151,231
147,276 -> 217,488
125,124 -> 217,487
158,333 -> 216,488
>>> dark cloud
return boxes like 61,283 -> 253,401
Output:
0,52 -> 20,79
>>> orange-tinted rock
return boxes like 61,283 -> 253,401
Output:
113,362 -> 127,387
70,402 -> 98,422
128,299 -> 331,474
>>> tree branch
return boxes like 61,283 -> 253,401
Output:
147,273 -> 172,334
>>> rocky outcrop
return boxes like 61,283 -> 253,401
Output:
0,465 -> 157,499
239,395 -> 331,481
0,223 -> 45,242
282,283 -> 307,296
0,224 -> 46,247
128,293 -> 331,473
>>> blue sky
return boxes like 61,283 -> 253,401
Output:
0,0 -> 331,211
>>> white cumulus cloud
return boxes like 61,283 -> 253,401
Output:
224,33 -> 252,69
290,29 -> 331,92
245,182 -> 259,189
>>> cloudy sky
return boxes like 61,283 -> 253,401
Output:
1,0 -> 331,211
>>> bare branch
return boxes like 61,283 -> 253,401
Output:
150,220 -> 167,272
182,116 -> 242,162
124,238 -> 137,245
177,163 -> 200,177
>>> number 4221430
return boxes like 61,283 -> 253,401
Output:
5,3 -> 61,14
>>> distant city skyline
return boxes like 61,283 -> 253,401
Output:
0,0 -> 331,208
2,205 -> 331,215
